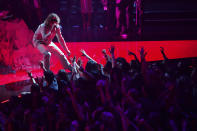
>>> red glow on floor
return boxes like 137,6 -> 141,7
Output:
0,40 -> 197,86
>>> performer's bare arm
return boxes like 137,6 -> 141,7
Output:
56,25 -> 70,55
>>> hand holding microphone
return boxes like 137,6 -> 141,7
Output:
55,24 -> 62,30
52,24 -> 62,33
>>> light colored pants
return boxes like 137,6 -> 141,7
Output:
36,42 -> 70,70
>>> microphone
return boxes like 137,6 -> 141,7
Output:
53,24 -> 62,30
56,24 -> 62,30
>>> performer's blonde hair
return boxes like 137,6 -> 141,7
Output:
44,13 -> 60,26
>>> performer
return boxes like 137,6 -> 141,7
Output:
136,0 -> 143,35
33,13 -> 71,71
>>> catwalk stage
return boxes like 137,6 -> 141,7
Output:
1,40 -> 197,102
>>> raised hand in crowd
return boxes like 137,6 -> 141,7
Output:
27,71 -> 37,84
81,49 -> 97,64
102,49 -> 111,62
128,50 -> 140,64
39,60 -> 47,72
139,47 -> 147,62
160,47 -> 168,61
109,45 -> 115,67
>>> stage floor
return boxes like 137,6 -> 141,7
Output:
1,40 -> 197,102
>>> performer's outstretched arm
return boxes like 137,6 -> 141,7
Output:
56,26 -> 70,55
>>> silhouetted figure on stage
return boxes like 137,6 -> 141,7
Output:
135,0 -> 143,36
106,0 -> 117,31
117,0 -> 134,34
80,0 -> 93,31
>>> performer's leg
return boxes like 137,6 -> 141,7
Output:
48,42 -> 72,71
37,44 -> 51,70
44,52 -> 51,71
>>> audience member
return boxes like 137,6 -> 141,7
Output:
0,46 -> 197,131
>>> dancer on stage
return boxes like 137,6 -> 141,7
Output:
80,0 -> 93,30
33,13 -> 71,71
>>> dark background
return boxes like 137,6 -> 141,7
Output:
1,0 -> 197,41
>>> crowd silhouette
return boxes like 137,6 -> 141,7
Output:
0,46 -> 197,131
